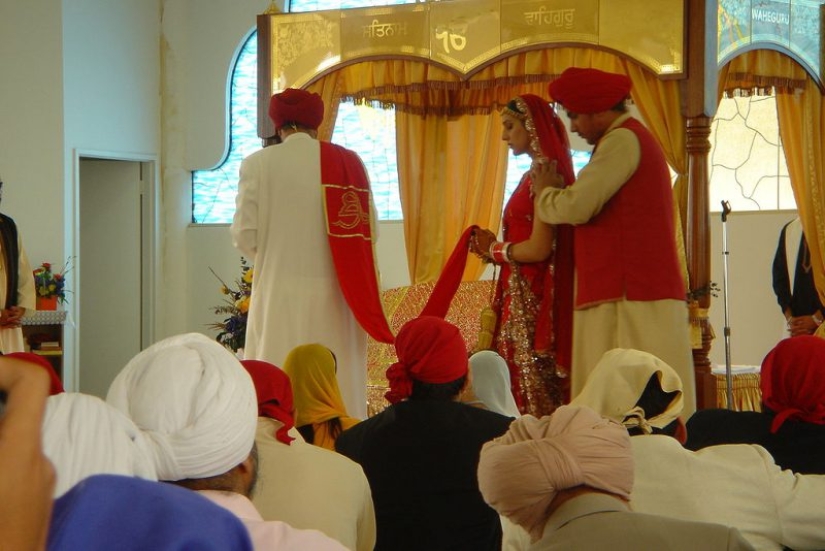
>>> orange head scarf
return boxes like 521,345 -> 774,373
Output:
761,336 -> 825,432
282,344 -> 349,427
240,359 -> 295,445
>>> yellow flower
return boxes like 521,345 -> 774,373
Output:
236,296 -> 250,314
243,269 -> 254,284
221,285 -> 230,295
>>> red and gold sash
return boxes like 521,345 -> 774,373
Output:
321,142 -> 395,343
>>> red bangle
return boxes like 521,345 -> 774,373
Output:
489,241 -> 512,263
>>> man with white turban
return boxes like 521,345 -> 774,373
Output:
42,392 -> 156,497
478,405 -> 753,550
106,332 -> 346,551
570,348 -> 825,551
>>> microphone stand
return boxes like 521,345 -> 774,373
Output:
720,201 -> 733,410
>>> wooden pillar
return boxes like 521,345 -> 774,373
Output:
686,116 -> 717,409
682,0 -> 718,409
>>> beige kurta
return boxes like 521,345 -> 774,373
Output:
0,237 -> 35,353
631,434 -> 825,551
537,115 -> 695,415
251,418 -> 376,551
231,133 -> 371,418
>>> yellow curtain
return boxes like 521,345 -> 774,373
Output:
776,76 -> 825,306
396,111 -> 507,283
306,73 -> 343,141
718,49 -> 824,305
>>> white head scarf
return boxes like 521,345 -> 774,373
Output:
570,348 -> 683,434
469,350 -> 521,418
478,406 -> 633,542
42,393 -> 157,497
106,333 -> 257,481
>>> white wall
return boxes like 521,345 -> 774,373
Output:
0,1 -> 65,265
160,0 -> 274,338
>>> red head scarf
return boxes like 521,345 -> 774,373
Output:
240,359 -> 295,445
268,88 -> 324,131
761,336 -> 825,433
385,316 -> 468,404
547,67 -> 631,114
6,352 -> 64,395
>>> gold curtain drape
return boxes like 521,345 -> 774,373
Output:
776,77 -> 825,306
719,49 -> 825,308
396,112 -> 507,283
303,47 -> 689,284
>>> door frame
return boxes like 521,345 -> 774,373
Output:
68,149 -> 159,392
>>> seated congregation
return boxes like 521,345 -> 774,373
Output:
3,319 -> 825,551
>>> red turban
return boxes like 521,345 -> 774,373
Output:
6,352 -> 64,395
548,67 -> 631,114
385,316 -> 468,404
240,359 -> 295,445
268,88 -> 324,131
761,336 -> 825,433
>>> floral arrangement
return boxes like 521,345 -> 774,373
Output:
33,259 -> 71,304
209,258 -> 252,352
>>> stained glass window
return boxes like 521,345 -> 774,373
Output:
708,95 -> 795,212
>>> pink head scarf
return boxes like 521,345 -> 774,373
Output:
385,316 -> 468,404
241,359 -> 295,445
478,405 -> 633,542
761,335 -> 825,432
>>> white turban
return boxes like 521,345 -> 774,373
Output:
106,333 -> 257,481
469,350 -> 521,418
478,406 -> 633,542
42,393 -> 157,498
570,348 -> 683,433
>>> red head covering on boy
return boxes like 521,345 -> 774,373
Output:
548,67 -> 631,114
761,335 -> 825,433
384,316 -> 468,404
268,88 -> 324,131
6,351 -> 64,395
240,359 -> 295,445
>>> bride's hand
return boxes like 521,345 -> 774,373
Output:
470,228 -> 497,258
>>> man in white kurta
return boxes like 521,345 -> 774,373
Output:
0,193 -> 36,353
231,90 -> 380,419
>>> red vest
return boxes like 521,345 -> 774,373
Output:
574,118 -> 685,309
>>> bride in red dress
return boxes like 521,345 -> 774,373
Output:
471,94 -> 575,416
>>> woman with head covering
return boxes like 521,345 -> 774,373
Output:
242,359 -> 377,551
468,350 -> 521,418
686,335 -> 825,474
469,94 -> 575,417
283,343 -> 360,450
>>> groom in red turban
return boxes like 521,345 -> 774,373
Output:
533,67 -> 696,415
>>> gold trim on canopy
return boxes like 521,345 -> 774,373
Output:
262,0 -> 685,100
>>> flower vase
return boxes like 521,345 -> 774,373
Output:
37,296 -> 58,311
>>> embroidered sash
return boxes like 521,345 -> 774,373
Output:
321,142 -> 394,343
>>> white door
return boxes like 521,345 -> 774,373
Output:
78,158 -> 144,398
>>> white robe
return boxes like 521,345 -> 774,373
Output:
0,235 -> 35,353
231,133 -> 369,419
